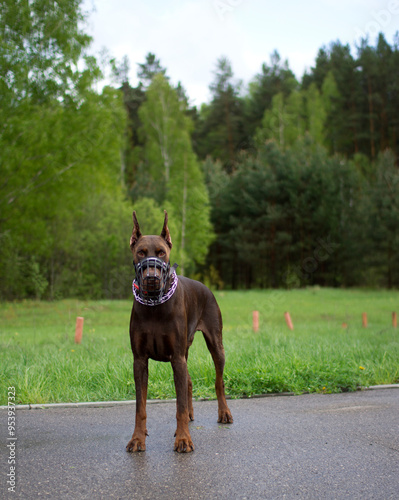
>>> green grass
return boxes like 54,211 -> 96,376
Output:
1,288 -> 398,405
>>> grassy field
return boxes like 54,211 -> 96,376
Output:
1,288 -> 398,405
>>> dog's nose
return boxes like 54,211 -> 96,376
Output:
143,267 -> 160,278
143,275 -> 161,292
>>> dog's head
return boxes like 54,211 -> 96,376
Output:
130,211 -> 172,295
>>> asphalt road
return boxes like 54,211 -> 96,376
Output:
1,388 -> 399,499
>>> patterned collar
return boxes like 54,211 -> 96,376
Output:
132,271 -> 178,306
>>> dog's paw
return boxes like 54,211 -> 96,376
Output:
218,409 -> 233,424
126,437 -> 146,452
174,433 -> 194,453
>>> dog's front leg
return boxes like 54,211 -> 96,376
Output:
126,358 -> 149,452
171,357 -> 194,453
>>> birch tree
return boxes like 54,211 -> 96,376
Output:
138,75 -> 213,275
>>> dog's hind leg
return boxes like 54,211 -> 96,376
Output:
201,321 -> 233,424
185,347 -> 195,421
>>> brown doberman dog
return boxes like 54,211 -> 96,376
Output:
126,211 -> 233,453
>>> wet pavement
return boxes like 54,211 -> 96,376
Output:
1,388 -> 398,499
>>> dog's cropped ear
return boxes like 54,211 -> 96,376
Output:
130,211 -> 142,250
160,210 -> 172,249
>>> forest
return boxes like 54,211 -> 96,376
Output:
1,0 -> 399,299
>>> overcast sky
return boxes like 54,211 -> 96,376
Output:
82,0 -> 399,106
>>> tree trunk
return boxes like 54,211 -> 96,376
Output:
367,77 -> 376,159
224,97 -> 235,170
180,155 -> 188,276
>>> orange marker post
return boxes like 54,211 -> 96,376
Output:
393,312 -> 397,328
75,317 -> 84,344
284,312 -> 294,330
362,312 -> 367,328
252,310 -> 259,333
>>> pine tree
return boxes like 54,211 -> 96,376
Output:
245,51 -> 298,137
195,57 -> 245,171
137,52 -> 168,88
321,71 -> 340,154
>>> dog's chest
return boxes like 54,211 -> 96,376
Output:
131,313 -> 183,362
145,331 -> 176,361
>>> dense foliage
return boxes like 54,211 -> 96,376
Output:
1,1 -> 398,298
0,0 -> 130,299
121,37 -> 399,290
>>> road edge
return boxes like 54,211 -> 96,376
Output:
1,384 -> 398,411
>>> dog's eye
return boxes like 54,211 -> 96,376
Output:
137,250 -> 146,258
158,250 -> 166,258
